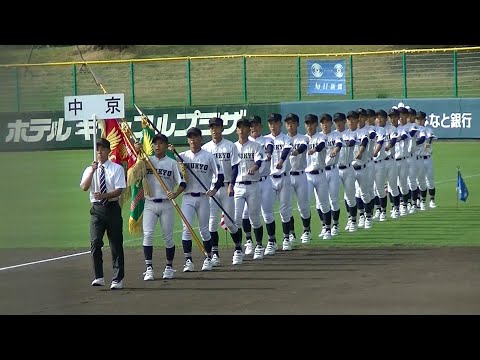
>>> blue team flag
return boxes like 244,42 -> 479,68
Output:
457,170 -> 469,202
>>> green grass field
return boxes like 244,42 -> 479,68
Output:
1,141 -> 478,250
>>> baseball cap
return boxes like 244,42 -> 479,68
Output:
346,110 -> 359,119
96,138 -> 111,149
236,117 -> 251,128
375,109 -> 387,118
249,115 -> 262,124
356,108 -> 367,117
319,113 -> 333,122
152,133 -> 169,144
267,112 -> 282,122
408,108 -> 417,116
186,127 -> 202,138
398,107 -> 409,114
208,117 -> 223,127
304,114 -> 318,123
333,112 -> 346,121
284,113 -> 299,122
366,109 -> 376,117
417,111 -> 427,119
388,108 -> 399,117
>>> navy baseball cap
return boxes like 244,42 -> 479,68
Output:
152,133 -> 169,143
408,108 -> 417,116
284,113 -> 299,122
208,117 -> 223,127
236,117 -> 251,128
417,111 -> 427,119
388,108 -> 399,117
267,112 -> 282,122
346,110 -> 359,119
96,138 -> 111,149
333,112 -> 346,121
356,108 -> 367,117
186,127 -> 202,138
304,114 -> 318,123
375,109 -> 388,118
398,107 -> 409,114
249,115 -> 262,124
366,109 -> 376,117
319,113 -> 333,122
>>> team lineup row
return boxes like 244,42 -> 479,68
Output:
81,105 -> 436,289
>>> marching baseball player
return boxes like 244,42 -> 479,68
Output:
333,112 -> 358,232
393,107 -> 411,216
232,117 -> 267,261
383,108 -> 402,218
404,108 -> 422,214
265,112 -> 294,253
241,115 -> 274,255
285,113 -> 311,243
132,134 -> 186,281
415,111 -> 436,209
169,127 -> 224,272
349,110 -> 374,229
304,113 -> 332,240
202,117 -> 242,266
370,110 -> 389,221
320,113 -> 343,236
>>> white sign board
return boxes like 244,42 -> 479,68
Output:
64,93 -> 125,121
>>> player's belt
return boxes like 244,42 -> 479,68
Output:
374,159 -> 382,164
353,164 -> 366,170
384,157 -> 390,161
151,198 -> 168,203
423,155 -> 430,159
290,171 -> 304,176
325,165 -> 336,171
186,192 -> 203,197
238,181 -> 256,185
307,169 -> 323,175
271,173 -> 287,179
259,176 -> 267,182
338,164 -> 350,170
395,157 -> 405,161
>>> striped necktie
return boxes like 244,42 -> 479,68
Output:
99,165 -> 108,205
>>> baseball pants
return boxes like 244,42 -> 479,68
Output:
325,166 -> 340,211
307,171 -> 331,213
181,194 -> 211,241
209,186 -> 238,234
290,172 -> 311,219
339,165 -> 356,208
143,199 -> 175,248
234,182 -> 262,229
242,176 -> 275,224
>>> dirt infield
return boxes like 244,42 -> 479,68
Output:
1,246 -> 479,315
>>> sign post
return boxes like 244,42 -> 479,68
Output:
64,93 -> 125,192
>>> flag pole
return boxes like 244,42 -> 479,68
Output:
456,165 -> 460,209
92,114 -> 98,193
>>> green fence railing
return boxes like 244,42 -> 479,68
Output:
1,46 -> 480,113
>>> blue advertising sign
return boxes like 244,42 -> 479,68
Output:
307,60 -> 346,95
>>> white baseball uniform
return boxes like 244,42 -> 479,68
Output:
202,138 -> 239,234
288,133 -> 310,219
322,129 -> 343,212
142,155 -> 183,249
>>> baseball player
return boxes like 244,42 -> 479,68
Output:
304,113 -> 332,240
241,115 -> 274,255
232,117 -> 267,261
332,113 -> 358,232
132,134 -> 186,281
264,112 -> 294,253
284,113 -> 311,243
353,109 -> 376,229
415,111 -> 436,209
383,108 -> 401,218
320,113 -> 343,236
348,110 -> 374,229
365,109 -> 382,220
202,117 -> 242,266
168,127 -> 224,272
370,110 -> 389,221
393,107 -> 412,216
404,107 -> 421,214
